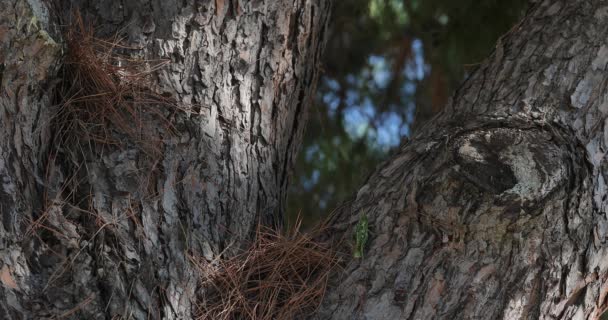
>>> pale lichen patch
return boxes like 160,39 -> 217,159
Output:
458,140 -> 486,163
543,64 -> 557,86
592,45 -> 608,71
503,147 -> 542,199
595,6 -> 608,20
571,71 -> 602,108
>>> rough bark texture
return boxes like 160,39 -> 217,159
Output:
9,0 -> 608,319
0,0 -> 329,318
0,1 -> 62,318
319,1 -> 608,319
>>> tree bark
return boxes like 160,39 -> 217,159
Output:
319,1 -> 608,319
7,0 -> 608,319
0,0 -> 329,318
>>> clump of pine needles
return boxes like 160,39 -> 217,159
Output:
191,220 -> 339,320
53,10 -> 177,157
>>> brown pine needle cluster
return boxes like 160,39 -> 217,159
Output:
54,11 -> 177,157
191,221 -> 339,320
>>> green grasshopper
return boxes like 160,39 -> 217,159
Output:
353,215 -> 369,259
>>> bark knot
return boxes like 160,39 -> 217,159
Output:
454,127 -> 567,203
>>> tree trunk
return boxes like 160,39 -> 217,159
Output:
318,1 -> 608,319
0,0 -> 329,318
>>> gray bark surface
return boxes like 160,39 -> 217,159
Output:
0,0 -> 329,318
319,1 -> 608,319
0,1 -> 62,318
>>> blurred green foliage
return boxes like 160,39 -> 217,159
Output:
287,0 -> 529,227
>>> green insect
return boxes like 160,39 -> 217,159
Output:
353,215 -> 369,259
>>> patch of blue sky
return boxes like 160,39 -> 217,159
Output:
301,169 -> 321,190
375,112 -> 404,148
402,82 -> 416,95
346,74 -> 357,85
324,77 -> 340,91
305,143 -> 321,162
331,135 -> 341,146
321,77 -> 341,117
343,96 -> 375,139
345,89 -> 360,108
403,38 -> 428,81
323,91 -> 340,117
405,101 -> 416,124
368,55 -> 391,89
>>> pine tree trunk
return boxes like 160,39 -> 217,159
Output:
0,0 -> 329,318
318,1 -> 608,319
